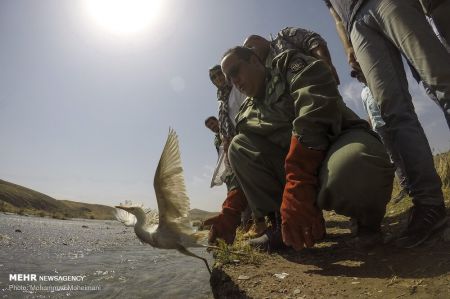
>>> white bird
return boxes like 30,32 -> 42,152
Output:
115,129 -> 212,273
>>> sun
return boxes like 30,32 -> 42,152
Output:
85,0 -> 163,34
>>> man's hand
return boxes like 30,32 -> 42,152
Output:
348,50 -> 362,75
281,136 -> 326,251
281,199 -> 325,250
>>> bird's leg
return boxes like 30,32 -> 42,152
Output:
177,246 -> 211,274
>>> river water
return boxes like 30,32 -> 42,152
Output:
0,214 -> 213,298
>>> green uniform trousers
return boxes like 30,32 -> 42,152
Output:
224,173 -> 240,192
229,129 -> 395,228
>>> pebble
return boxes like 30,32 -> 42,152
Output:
238,275 -> 250,280
15,229 -> 22,233
274,272 -> 289,279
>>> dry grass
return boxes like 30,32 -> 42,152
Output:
213,228 -> 265,266
392,151 -> 450,204
215,151 -> 450,266
434,151 -> 450,191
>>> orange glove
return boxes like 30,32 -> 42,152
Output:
204,188 -> 247,245
281,136 -> 326,251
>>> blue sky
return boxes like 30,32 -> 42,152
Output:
0,0 -> 449,212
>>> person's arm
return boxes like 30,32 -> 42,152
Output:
279,27 -> 340,84
310,44 -> 340,84
327,5 -> 362,75
283,52 -> 343,150
278,51 -> 338,250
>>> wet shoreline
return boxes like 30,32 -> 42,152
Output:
0,214 -> 213,298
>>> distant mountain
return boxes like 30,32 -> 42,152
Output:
0,179 -> 115,220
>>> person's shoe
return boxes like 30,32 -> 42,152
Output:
243,219 -> 267,239
248,229 -> 287,252
247,213 -> 288,252
392,189 -> 409,204
395,204 -> 448,249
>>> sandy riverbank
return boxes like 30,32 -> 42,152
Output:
210,206 -> 450,299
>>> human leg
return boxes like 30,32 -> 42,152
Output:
316,129 -> 394,231
375,0 -> 450,128
351,3 -> 447,247
351,9 -> 444,206
228,133 -> 287,219
229,133 -> 288,251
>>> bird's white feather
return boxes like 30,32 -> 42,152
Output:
153,129 -> 191,227
115,201 -> 159,228
144,208 -> 159,226
117,129 -> 212,273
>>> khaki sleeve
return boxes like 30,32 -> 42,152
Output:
279,27 -> 327,55
284,52 -> 344,150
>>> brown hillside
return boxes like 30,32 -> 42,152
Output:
0,179 -> 115,220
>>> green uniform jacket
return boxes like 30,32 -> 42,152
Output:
235,50 -> 369,150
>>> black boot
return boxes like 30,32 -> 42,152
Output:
248,212 -> 288,252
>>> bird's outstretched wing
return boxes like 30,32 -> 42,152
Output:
115,201 -> 139,227
144,208 -> 159,226
154,129 -> 190,224
114,208 -> 137,227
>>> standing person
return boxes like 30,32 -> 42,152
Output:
204,116 -> 221,153
208,65 -> 246,154
221,46 -> 394,251
327,1 -> 450,130
241,27 -> 342,239
203,67 -> 249,245
324,0 -> 449,248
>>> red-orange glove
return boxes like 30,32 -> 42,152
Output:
281,136 -> 326,251
203,188 -> 247,245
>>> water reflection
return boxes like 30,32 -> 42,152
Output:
0,214 -> 212,298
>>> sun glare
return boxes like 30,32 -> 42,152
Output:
85,0 -> 163,34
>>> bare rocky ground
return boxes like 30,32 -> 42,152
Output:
210,197 -> 450,299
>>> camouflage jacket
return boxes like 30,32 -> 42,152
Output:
266,27 -> 328,67
235,50 -> 369,150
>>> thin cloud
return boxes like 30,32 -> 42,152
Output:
340,80 -> 366,118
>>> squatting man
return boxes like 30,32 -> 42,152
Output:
206,45 -> 395,251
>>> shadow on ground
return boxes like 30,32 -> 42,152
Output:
210,267 -> 251,298
281,202 -> 450,279
210,198 -> 450,299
